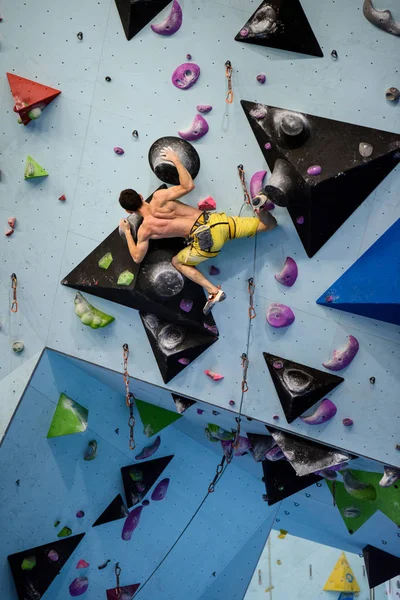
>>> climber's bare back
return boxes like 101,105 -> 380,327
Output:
139,192 -> 202,240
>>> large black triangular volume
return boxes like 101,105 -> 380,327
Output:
115,0 -> 172,41
363,545 -> 400,588
92,494 -> 129,527
8,534 -> 85,600
241,100 -> 400,257
262,459 -> 322,505
246,432 -> 276,462
141,313 -> 217,383
61,185 -> 218,335
171,392 -> 197,414
121,455 -> 173,508
263,352 -> 344,423
235,0 -> 323,58
267,427 -> 352,477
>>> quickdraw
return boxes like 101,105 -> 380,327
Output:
248,278 -> 256,319
208,455 -> 227,493
11,273 -> 18,313
123,344 -> 136,450
225,60 -> 234,104
241,352 -> 249,393
114,562 -> 121,598
237,164 -> 251,206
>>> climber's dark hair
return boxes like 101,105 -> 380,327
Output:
119,189 -> 143,212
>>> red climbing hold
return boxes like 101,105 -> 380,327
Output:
5,228 -> 14,237
58,194 -> 66,201
198,197 -> 216,211
7,217 -> 16,228
6,73 -> 61,126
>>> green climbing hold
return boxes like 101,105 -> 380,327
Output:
136,399 -> 182,437
21,556 -> 36,571
24,155 -> 48,179
98,252 -> 113,270
129,468 -> 144,482
54,520 -> 61,528
74,292 -> 115,329
117,270 -> 134,286
57,526 -> 72,538
47,393 -> 88,439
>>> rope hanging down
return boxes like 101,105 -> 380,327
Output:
225,60 -> 234,104
123,343 -> 136,451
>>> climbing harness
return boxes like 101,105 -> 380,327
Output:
11,273 -> 18,312
248,278 -> 256,319
225,60 -> 234,104
123,344 -> 136,451
237,164 -> 252,206
114,563 -> 122,598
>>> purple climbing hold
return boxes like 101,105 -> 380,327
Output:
307,165 -> 322,176
197,408 -> 204,415
274,257 -> 298,287
233,436 -> 252,456
69,577 -> 89,597
48,550 -> 59,562
322,335 -> 359,371
256,73 -> 266,84
229,400 -> 235,406
264,143 -> 272,150
209,265 -> 220,276
296,216 -> 305,225
186,53 -> 192,60
151,477 -> 170,501
135,435 -> 161,460
142,499 -> 150,506
203,322 -> 218,335
273,361 -> 283,369
76,511 -> 85,519
151,0 -> 183,36
121,506 -> 144,541
240,28 -> 249,37
272,414 -> 280,420
178,357 -> 190,365
180,298 -> 193,313
250,170 -> 267,200
114,147 -> 124,156
171,63 -> 200,90
178,114 -> 209,141
266,303 -> 295,328
197,105 -> 212,114
342,418 -> 354,427
300,398 -> 337,425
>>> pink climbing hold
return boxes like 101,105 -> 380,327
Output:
273,414 -> 280,420
256,73 -> 266,84
229,400 -> 235,406
264,143 -> 272,150
342,418 -> 353,427
178,357 -> 190,365
8,217 -> 16,228
307,165 -> 322,176
296,216 -> 305,225
5,228 -> 14,236
180,298 -> 193,312
205,370 -> 224,381
198,196 -> 216,211
113,147 -> 124,155
76,560 -> 90,569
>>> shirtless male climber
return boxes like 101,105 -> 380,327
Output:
119,147 -> 277,315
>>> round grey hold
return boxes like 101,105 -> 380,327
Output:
359,142 -> 373,158
148,262 -> 185,297
279,113 -> 305,137
385,87 -> 400,102
148,136 -> 200,185
12,341 -> 24,353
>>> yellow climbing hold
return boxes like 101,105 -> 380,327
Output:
323,552 -> 360,593
276,559 -> 282,565
277,529 -> 288,539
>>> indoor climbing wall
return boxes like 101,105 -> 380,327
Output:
1,0 -> 400,597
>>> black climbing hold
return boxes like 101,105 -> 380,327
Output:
148,136 -> 200,185
363,545 -> 400,588
15,479 -> 20,486
241,100 -> 400,257
212,410 -> 220,416
235,0 -> 323,58
263,352 -> 344,424
331,49 -> 338,59
98,559 -> 111,570
121,455 -> 174,508
115,0 -> 172,41
262,459 -> 322,505
77,32 -> 83,40
115,428 -> 119,434
369,376 -> 376,384
267,427 -> 352,477
132,130 -> 139,138
92,494 -> 128,527
105,76 -> 111,82
246,432 -> 276,462
8,534 -> 85,600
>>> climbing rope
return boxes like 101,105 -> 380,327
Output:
237,164 -> 252,206
225,60 -> 234,104
123,344 -> 136,451
10,273 -> 18,313
114,562 -> 122,598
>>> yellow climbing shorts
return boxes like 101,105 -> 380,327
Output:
175,211 -> 259,266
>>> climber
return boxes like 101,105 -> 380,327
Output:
119,146 -> 277,315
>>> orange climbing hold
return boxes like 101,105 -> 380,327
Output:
6,73 -> 61,126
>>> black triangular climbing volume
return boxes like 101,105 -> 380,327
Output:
263,352 -> 344,424
262,458 -> 322,505
61,185 -> 218,336
246,432 -> 276,462
267,427 -> 352,477
141,313 -> 218,383
121,455 -> 173,508
92,494 -> 129,527
235,0 -> 323,58
8,533 -> 85,600
363,545 -> 400,588
242,101 -> 400,257
171,392 -> 197,414
115,0 -> 172,41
